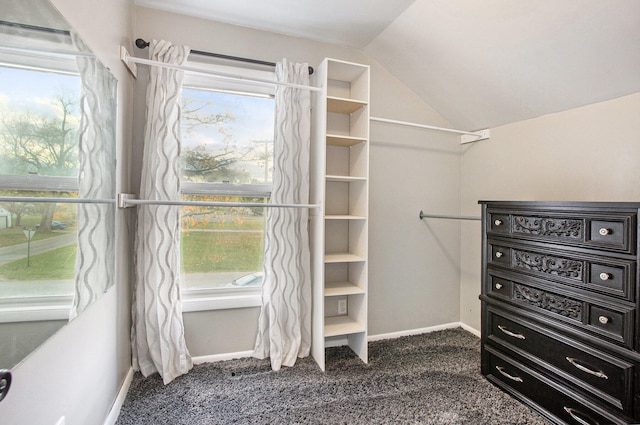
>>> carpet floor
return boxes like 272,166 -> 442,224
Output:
116,328 -> 548,424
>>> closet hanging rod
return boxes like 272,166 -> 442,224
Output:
120,47 -> 320,92
118,196 -> 318,210
0,196 -> 116,204
135,38 -> 314,75
370,117 -> 490,144
419,210 -> 481,221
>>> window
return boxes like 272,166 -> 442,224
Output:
0,63 -> 82,318
179,66 -> 275,306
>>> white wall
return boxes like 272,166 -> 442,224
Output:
134,6 -> 462,356
0,0 -> 135,424
459,92 -> 640,331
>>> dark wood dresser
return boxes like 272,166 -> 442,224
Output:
479,201 -> 640,425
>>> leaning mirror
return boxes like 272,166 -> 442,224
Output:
0,0 -> 117,370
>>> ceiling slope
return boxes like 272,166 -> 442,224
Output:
364,0 -> 640,130
134,0 -> 416,48
136,0 -> 640,130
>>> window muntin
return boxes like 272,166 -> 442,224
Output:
180,70 -> 275,294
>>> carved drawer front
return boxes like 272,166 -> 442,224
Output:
487,240 -> 635,301
495,276 -> 636,349
486,209 -> 634,254
487,310 -> 636,415
512,214 -> 584,241
485,346 -> 629,425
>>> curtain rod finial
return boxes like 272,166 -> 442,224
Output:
135,38 -> 150,49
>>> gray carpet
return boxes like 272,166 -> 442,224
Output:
116,328 -> 547,424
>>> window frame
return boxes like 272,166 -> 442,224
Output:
0,51 -> 83,321
179,63 -> 276,311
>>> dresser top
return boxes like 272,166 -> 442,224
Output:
478,200 -> 640,211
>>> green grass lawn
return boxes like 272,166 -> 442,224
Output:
180,230 -> 264,272
0,229 -> 263,280
0,244 -> 77,280
183,215 -> 265,231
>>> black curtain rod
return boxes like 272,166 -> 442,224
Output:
0,20 -> 70,36
135,38 -> 313,75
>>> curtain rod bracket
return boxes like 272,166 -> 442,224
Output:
134,38 -> 314,75
120,46 -> 138,78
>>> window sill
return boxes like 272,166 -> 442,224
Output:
181,288 -> 262,312
0,295 -> 72,323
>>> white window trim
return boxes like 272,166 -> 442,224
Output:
0,295 -> 72,322
181,286 -> 262,312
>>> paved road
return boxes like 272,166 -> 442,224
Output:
0,232 -> 77,266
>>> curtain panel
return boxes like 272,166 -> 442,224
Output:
254,59 -> 312,371
131,40 -> 192,385
70,32 -> 116,319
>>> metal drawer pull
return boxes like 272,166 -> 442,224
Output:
495,283 -> 503,290
565,357 -> 608,379
598,228 -> 610,236
495,366 -> 523,382
495,251 -> 504,258
598,272 -> 611,281
497,325 -> 526,340
494,219 -> 503,226
598,316 -> 610,324
563,406 -> 597,425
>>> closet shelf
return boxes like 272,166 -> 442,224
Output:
324,253 -> 365,263
324,316 -> 366,337
324,281 -> 366,297
326,134 -> 367,147
327,96 -> 367,114
325,215 -> 366,220
326,175 -> 367,183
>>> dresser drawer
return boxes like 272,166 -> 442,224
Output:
487,240 -> 636,301
485,346 -> 631,424
487,272 -> 636,349
486,209 -> 635,254
486,309 -> 636,415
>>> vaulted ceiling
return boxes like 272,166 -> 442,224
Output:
135,0 -> 640,130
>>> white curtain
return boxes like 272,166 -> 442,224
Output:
254,59 -> 312,371
131,40 -> 193,385
70,32 -> 116,320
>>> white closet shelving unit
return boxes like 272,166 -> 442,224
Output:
310,58 -> 369,371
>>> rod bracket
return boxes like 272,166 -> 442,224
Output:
120,46 -> 138,78
117,193 -> 137,209
461,129 -> 490,144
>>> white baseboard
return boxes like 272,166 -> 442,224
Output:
104,367 -> 134,425
192,349 -> 255,364
459,321 -> 481,337
184,322 -> 481,368
368,321 -> 466,342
